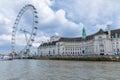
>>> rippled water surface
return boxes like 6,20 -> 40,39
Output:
0,60 -> 120,80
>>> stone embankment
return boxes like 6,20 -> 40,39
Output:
33,55 -> 120,61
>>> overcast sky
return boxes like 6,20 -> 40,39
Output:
0,0 -> 120,54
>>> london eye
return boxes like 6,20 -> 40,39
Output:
11,4 -> 38,58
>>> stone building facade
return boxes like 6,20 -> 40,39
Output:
37,27 -> 120,56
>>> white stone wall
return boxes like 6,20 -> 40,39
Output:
38,45 -> 56,56
38,33 -> 120,56
93,34 -> 113,55
58,40 -> 95,56
112,38 -> 120,55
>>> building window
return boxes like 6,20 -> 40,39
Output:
49,51 -> 50,55
116,42 -> 119,44
53,49 -> 55,54
99,36 -> 104,46
115,33 -> 118,38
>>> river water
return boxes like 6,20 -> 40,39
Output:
0,60 -> 120,80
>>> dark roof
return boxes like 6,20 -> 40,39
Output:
58,29 -> 120,42
39,28 -> 120,46
58,29 -> 105,42
59,37 -> 81,42
111,29 -> 120,35
95,29 -> 105,35
39,41 -> 58,47
105,29 -> 120,36
59,35 -> 94,42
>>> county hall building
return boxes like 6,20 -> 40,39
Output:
37,25 -> 120,56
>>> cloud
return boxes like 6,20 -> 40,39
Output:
38,8 -> 83,37
0,34 -> 11,41
30,0 -> 55,24
52,0 -> 120,31
0,0 -> 120,53
0,14 -> 12,34
0,15 -> 10,25
54,32 -> 59,36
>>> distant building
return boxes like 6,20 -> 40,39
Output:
37,26 -> 120,56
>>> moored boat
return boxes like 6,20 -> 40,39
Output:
0,55 -> 13,60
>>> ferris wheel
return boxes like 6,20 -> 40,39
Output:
11,4 -> 38,57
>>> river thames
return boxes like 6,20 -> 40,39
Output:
0,60 -> 120,80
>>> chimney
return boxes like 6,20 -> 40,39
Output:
107,24 -> 111,39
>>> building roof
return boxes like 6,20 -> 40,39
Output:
59,29 -> 120,42
39,28 -> 120,47
95,29 -> 105,35
105,29 -> 120,37
39,41 -> 58,47
111,29 -> 120,35
58,29 -> 105,42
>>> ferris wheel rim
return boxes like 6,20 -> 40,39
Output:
11,4 -> 38,53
